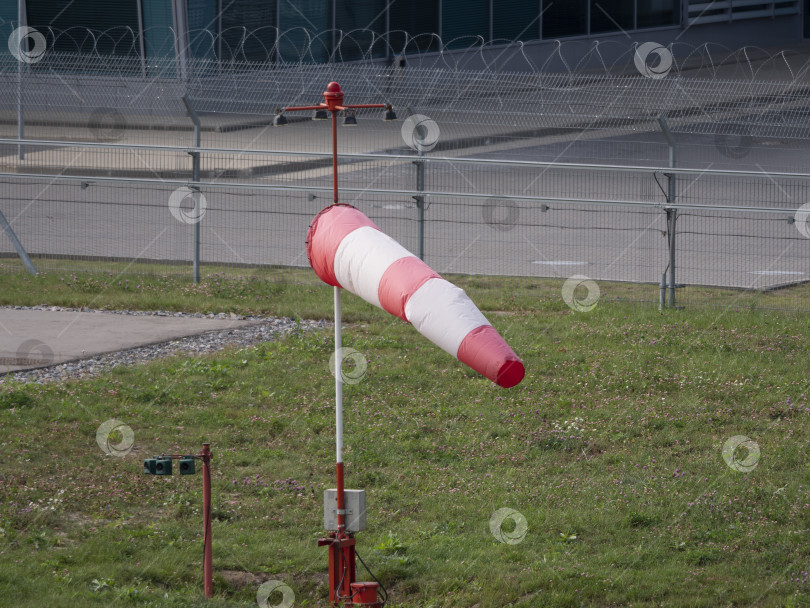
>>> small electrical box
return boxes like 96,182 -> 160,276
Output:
179,456 -> 196,475
155,458 -> 172,475
324,489 -> 366,532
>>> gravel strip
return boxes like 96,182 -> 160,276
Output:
0,306 -> 330,385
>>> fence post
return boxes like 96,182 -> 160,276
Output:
16,9 -> 25,161
414,153 -> 426,261
659,272 -> 666,311
182,96 -> 202,283
667,208 -> 677,307
658,116 -> 677,307
191,155 -> 201,284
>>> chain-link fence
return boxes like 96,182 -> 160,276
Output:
2,29 -> 810,310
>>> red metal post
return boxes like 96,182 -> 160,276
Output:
336,462 -> 346,534
284,81 -> 386,209
323,81 -> 343,206
202,442 -> 213,599
285,83 -> 387,607
334,461 -> 356,601
331,108 -> 339,204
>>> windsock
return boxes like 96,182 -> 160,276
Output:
306,204 -> 525,388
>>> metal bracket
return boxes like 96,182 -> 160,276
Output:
0,208 -> 36,275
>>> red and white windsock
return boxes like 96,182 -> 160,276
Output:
306,204 -> 525,388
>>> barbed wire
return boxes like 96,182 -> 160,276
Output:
3,25 -> 810,80
1,27 -> 809,141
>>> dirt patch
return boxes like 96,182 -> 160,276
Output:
219,570 -> 265,590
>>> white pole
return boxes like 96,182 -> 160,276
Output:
334,285 -> 343,465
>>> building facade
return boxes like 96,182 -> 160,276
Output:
0,0 -> 805,66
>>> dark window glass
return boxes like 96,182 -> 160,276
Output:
335,0 -> 386,61
389,0 -> 440,54
278,0 -> 330,63
187,0 -> 217,59
442,0 -> 489,48
142,0 -> 175,61
220,0 -> 277,62
805,0 -> 810,39
590,0 -> 633,33
542,0 -> 587,38
637,0 -> 678,27
734,3 -> 770,13
0,0 -> 16,43
27,0 -> 139,55
493,0 -> 540,41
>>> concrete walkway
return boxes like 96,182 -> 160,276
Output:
0,308 -> 258,373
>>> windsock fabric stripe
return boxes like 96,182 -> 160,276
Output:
333,226 -> 415,309
403,279 -> 524,387
378,256 -> 440,320
404,278 -> 490,356
306,204 -> 379,287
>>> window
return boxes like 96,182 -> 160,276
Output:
493,0 -> 540,41
590,0 -> 634,33
542,0 -> 587,38
335,0 -> 386,60
442,0 -> 490,48
637,0 -> 678,27
278,0 -> 330,62
142,0 -> 175,61
220,0 -> 277,62
187,0 -> 217,58
27,0 -> 140,55
389,0 -> 440,54
686,0 -> 799,24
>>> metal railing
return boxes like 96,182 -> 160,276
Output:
1,135 -> 809,310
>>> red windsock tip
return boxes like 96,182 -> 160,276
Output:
456,325 -> 525,388
496,359 -> 525,388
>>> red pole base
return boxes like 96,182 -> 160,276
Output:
318,533 -> 356,604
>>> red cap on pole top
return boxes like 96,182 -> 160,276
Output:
323,81 -> 344,111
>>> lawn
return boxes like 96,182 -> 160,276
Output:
1,267 -> 810,607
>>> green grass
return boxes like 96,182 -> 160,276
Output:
3,255 -> 810,314
2,268 -> 810,606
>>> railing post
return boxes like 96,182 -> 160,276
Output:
414,153 -> 426,261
